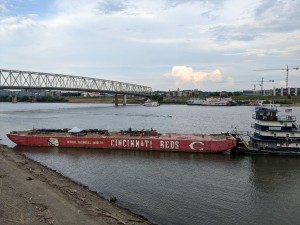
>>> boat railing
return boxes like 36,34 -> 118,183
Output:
286,138 -> 300,143
277,115 -> 296,122
252,114 -> 278,121
231,130 -> 251,136
252,113 -> 295,122
233,130 -> 251,136
231,130 -> 251,142
254,106 -> 278,110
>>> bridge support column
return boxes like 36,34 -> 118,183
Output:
114,94 -> 127,106
12,96 -> 17,103
115,94 -> 118,106
123,94 -> 126,106
31,96 -> 37,103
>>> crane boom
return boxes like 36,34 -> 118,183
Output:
254,65 -> 299,89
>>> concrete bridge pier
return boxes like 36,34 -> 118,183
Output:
12,96 -> 17,103
31,96 -> 37,103
114,94 -> 127,106
115,94 -> 118,106
123,94 -> 127,106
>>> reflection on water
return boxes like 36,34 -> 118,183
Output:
243,155 -> 300,225
249,155 -> 300,191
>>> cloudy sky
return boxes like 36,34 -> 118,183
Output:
0,0 -> 299,91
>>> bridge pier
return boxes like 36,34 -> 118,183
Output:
115,94 -> 118,106
123,94 -> 127,106
31,96 -> 37,103
114,94 -> 127,106
12,96 -> 17,103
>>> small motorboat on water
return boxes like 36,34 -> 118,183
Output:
233,106 -> 300,155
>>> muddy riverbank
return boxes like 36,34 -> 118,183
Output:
0,145 -> 153,225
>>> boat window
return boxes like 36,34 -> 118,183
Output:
286,134 -> 289,137
274,133 -> 276,137
296,144 -> 298,147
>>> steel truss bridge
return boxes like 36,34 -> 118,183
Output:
0,69 -> 152,96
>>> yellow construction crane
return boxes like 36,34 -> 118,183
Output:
254,65 -> 299,89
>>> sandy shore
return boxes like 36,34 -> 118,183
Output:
0,145 -> 153,225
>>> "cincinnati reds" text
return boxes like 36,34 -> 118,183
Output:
110,139 -> 180,149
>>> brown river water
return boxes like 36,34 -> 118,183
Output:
1,102 -> 300,225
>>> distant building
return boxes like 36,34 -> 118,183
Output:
243,90 -> 264,96
0,90 -> 11,96
243,87 -> 300,96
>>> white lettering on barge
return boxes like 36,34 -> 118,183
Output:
111,139 -> 153,148
66,140 -> 103,145
159,141 -> 179,150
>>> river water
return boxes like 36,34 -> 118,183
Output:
1,102 -> 300,225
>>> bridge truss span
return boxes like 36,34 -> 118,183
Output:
0,69 -> 152,96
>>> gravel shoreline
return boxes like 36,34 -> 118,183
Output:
0,145 -> 153,225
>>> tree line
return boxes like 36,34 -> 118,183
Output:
0,96 -> 67,102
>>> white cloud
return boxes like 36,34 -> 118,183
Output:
0,0 -> 299,91
164,65 -> 222,87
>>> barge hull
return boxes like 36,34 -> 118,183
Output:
7,133 -> 236,153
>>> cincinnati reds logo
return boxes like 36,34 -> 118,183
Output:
189,142 -> 204,151
48,138 -> 59,147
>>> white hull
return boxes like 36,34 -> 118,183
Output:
187,97 -> 236,106
143,99 -> 160,107
143,103 -> 159,107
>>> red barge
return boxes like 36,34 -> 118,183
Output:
7,128 -> 236,153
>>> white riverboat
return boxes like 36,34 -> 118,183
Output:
143,99 -> 160,107
187,97 -> 236,106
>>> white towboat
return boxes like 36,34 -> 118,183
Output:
233,107 -> 300,155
